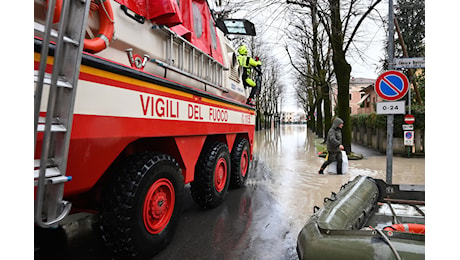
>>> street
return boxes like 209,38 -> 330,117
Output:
35,124 -> 425,260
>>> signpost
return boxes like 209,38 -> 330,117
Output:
375,59 -> 410,183
381,0 -> 415,183
375,70 -> 409,116
404,131 -> 414,146
374,69 -> 409,184
404,114 -> 415,124
393,57 -> 425,69
403,114 -> 416,156
375,70 -> 409,101
402,124 -> 413,131
376,101 -> 405,115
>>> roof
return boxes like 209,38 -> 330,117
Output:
360,84 -> 375,92
350,77 -> 375,85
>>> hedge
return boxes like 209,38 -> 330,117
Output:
350,110 -> 425,138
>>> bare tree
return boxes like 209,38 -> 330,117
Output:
285,3 -> 334,138
213,0 -> 385,139
286,0 -> 383,152
251,38 -> 283,129
259,59 -> 283,128
328,0 -> 383,153
284,14 -> 316,129
211,1 -> 283,129
211,0 -> 246,19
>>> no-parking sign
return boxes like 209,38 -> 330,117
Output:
404,131 -> 414,146
375,70 -> 409,101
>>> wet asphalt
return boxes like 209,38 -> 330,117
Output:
35,125 -> 424,260
36,159 -> 298,260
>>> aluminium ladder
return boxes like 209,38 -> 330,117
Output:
151,25 -> 229,93
34,0 -> 91,228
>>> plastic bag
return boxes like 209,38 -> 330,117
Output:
327,151 -> 348,174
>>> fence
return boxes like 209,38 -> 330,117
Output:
352,125 -> 424,155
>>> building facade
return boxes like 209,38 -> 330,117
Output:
331,77 -> 377,115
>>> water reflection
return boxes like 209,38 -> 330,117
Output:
40,124 -> 425,260
253,124 -> 425,234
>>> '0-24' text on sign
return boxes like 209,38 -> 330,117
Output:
376,101 -> 405,115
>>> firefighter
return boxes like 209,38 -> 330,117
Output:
237,45 -> 262,106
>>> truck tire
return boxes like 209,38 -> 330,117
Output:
191,142 -> 231,209
100,152 -> 184,259
230,138 -> 250,188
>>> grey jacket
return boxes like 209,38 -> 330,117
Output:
326,118 -> 343,153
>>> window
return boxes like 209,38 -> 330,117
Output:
209,19 -> 217,49
192,3 -> 202,38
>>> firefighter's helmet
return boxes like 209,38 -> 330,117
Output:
238,45 -> 248,55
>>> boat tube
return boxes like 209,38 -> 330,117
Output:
297,175 -> 425,260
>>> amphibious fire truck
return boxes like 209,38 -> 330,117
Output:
34,0 -> 257,258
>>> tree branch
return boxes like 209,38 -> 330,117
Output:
285,44 -> 309,78
344,0 -> 383,53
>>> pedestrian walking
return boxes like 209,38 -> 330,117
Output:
318,118 -> 344,174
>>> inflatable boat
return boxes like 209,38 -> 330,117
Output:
297,175 -> 425,259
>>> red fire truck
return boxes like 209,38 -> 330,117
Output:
34,0 -> 257,258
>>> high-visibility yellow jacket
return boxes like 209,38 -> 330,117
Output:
237,55 -> 261,87
237,55 -> 261,70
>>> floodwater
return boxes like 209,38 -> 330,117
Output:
252,124 -> 425,237
35,124 -> 425,260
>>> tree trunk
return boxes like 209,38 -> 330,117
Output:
307,87 -> 315,130
329,0 -> 352,153
315,83 -> 323,137
322,79 -> 332,143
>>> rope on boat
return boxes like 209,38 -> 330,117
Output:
370,226 -> 402,260
386,202 -> 401,224
410,203 -> 425,217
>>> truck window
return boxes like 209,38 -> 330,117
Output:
192,3 -> 202,38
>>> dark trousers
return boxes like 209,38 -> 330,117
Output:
320,151 -> 343,174
248,85 -> 258,99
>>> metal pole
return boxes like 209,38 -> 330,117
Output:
386,115 -> 394,184
386,0 -> 394,184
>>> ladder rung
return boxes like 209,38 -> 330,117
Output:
34,158 -> 58,169
34,71 -> 73,88
34,159 -> 40,168
34,175 -> 72,186
34,22 -> 79,46
34,167 -> 61,179
34,0 -> 89,229
34,158 -> 54,168
151,58 -> 229,93
62,36 -> 79,46
34,167 -> 72,186
37,117 -> 67,132
48,175 -> 72,185
38,116 -> 63,125
37,123 -> 67,132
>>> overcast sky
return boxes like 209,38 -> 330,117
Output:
227,0 -> 388,112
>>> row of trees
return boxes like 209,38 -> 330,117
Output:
213,1 -> 285,130
243,37 -> 284,130
211,0 -> 424,150
213,0 -> 384,151
285,0 -> 384,152
284,0 -> 424,152
393,0 -> 425,111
